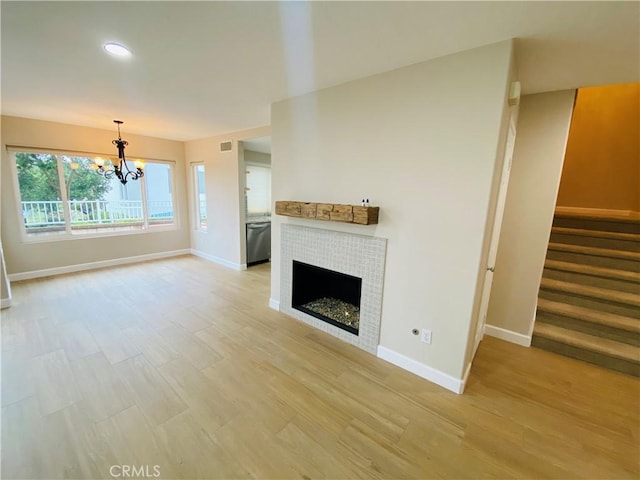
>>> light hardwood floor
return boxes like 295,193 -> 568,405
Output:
2,255 -> 639,479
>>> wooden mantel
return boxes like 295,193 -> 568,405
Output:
275,201 -> 379,225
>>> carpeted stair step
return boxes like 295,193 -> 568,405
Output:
537,298 -> 639,333
543,259 -> 640,294
546,243 -> 640,272
544,259 -> 640,282
548,243 -> 640,261
553,211 -> 640,235
540,278 -> 640,307
538,211 -> 640,376
536,298 -> 639,345
538,278 -> 640,319
550,226 -> 640,252
532,322 -> 640,376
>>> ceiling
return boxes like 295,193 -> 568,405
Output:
243,136 -> 272,155
2,1 -> 638,141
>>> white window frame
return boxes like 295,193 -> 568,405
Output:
191,162 -> 207,232
144,160 -> 178,230
9,147 -> 179,244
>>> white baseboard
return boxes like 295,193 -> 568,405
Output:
376,346 -> 465,394
484,324 -> 532,347
8,249 -> 191,282
190,249 -> 247,271
269,298 -> 280,311
1,297 -> 11,309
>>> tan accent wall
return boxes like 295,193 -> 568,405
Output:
556,83 -> 639,212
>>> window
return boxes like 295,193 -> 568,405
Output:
245,164 -> 271,218
145,162 -> 175,226
69,157 -> 144,234
13,149 -> 176,240
192,164 -> 207,231
16,152 -> 68,237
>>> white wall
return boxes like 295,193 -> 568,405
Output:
485,90 -> 576,339
1,241 -> 11,307
462,46 -> 519,369
185,126 -> 270,269
1,116 -> 189,277
271,41 -> 514,380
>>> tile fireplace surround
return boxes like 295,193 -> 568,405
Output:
280,224 -> 387,353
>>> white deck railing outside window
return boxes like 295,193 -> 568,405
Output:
21,200 -> 174,229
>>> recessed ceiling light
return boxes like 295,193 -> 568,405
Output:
103,42 -> 131,57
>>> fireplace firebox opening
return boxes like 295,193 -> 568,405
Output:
292,260 -> 362,335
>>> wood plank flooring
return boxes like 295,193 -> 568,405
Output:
2,255 -> 639,479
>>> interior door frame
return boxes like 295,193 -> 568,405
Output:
473,111 -> 518,354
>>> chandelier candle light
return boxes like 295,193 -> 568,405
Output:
94,120 -> 144,185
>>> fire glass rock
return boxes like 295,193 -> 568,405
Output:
301,297 -> 360,330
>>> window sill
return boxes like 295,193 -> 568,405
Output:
21,224 -> 178,244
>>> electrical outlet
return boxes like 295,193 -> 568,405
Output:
421,329 -> 432,344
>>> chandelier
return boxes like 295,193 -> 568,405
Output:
94,120 -> 144,185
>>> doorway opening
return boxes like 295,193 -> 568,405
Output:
241,136 -> 272,267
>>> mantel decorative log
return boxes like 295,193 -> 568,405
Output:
275,201 -> 379,225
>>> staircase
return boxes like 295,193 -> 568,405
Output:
532,211 -> 640,376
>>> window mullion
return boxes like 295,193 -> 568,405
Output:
56,155 -> 72,235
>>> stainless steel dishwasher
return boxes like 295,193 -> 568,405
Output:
246,221 -> 271,265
